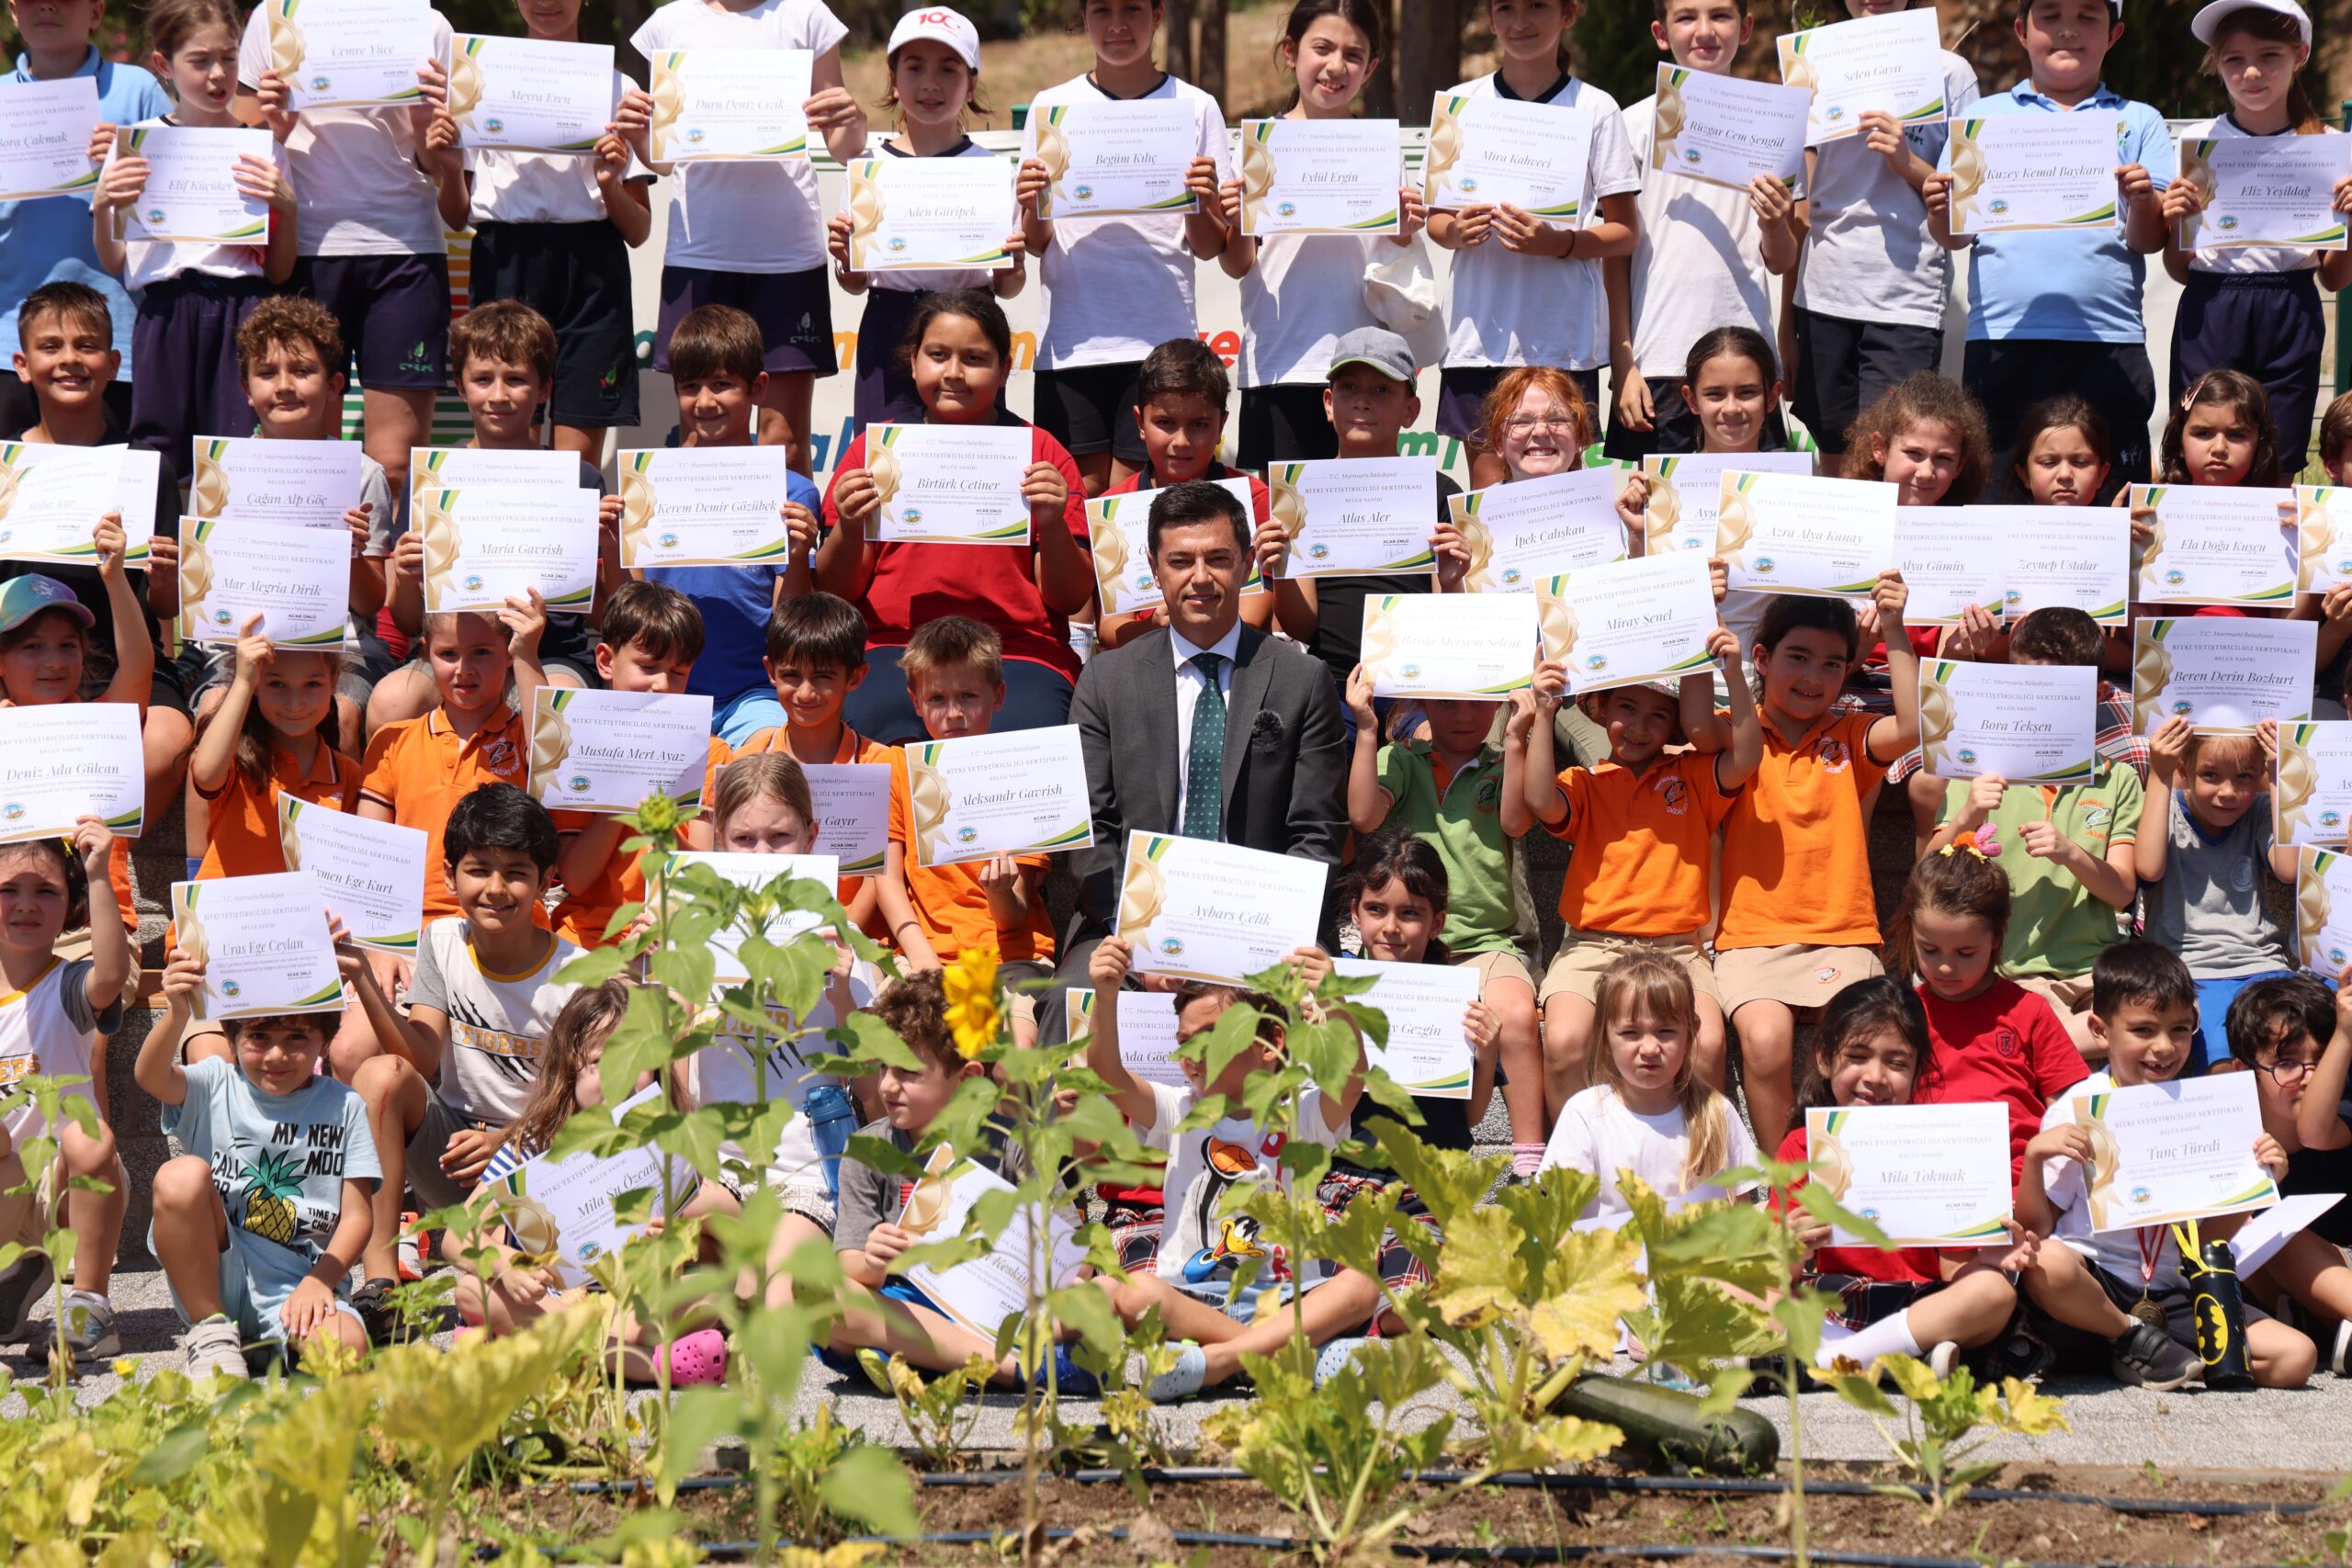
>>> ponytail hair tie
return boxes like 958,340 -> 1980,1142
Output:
1939,826 -> 2000,861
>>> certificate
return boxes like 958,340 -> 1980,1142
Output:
2298,846 -> 2352,976
1065,987 -> 1184,1087
1117,831 -> 1329,985
178,515 -> 349,649
1422,93 -> 1591,219
2275,722 -> 2352,849
2069,1074 -> 2278,1233
1332,957 -> 1476,1100
1358,592 -> 1536,699
1639,450 -> 1812,556
660,852 -> 833,983
0,444 -> 150,567
860,423 -> 1033,545
112,125 -> 270,244
447,36 -> 614,154
1447,468 -> 1630,591
526,688 -> 716,815
1945,113 -> 2121,234
169,872 -> 344,1021
1804,1102 -> 2014,1246
0,77 -> 99,200
843,154 -> 1014,271
1716,470 -> 1897,598
2131,615 -> 2314,735
1775,7 -> 1948,145
2296,486 -> 2352,594
1535,552 -> 1719,697
497,1087 -> 673,1287
2128,483 -> 2297,607
1650,64 -> 1808,191
647,49 -> 811,162
1270,457 -> 1436,579
265,0 -> 435,111
414,483 -> 599,615
904,724 -> 1091,868
804,762 -> 890,875
2178,132 -> 2350,251
1989,505 -> 2130,626
1088,477 -> 1254,615
1894,508 -> 2005,626
0,704 -> 144,841
411,446 -> 580,502
189,436 -> 362,527
616,446 -> 795,569
1238,118 -> 1400,235
1030,96 -> 1199,218
276,795 -> 427,954
1917,658 -> 2098,784
898,1147 -> 1085,1338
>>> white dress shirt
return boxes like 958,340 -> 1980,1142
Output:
1170,620 -> 1244,834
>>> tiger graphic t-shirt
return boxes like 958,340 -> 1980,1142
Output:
405,918 -> 582,1125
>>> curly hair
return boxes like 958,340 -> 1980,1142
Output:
867,970 -> 963,1075
1839,372 -> 1992,504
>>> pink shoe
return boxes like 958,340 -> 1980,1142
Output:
660,1328 -> 728,1386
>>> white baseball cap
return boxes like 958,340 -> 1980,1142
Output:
2190,0 -> 2311,47
888,7 -> 982,72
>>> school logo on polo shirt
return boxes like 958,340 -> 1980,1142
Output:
1656,775 -> 1690,816
1815,737 -> 1850,773
481,737 -> 522,776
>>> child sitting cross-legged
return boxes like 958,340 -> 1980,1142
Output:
135,948 -> 377,1382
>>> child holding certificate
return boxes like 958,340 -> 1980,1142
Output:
2018,940 -> 2312,1389
1776,976 -> 2032,1377
2223,976 -> 2352,1372
0,824 -> 132,1367
1838,373 -> 1991,512
2162,0 -> 2352,477
1511,626 -> 1758,1122
1534,950 -> 1755,1220
1427,0 -> 1639,488
1218,0 -> 1424,467
185,615 -> 354,881
457,978 -> 736,1384
90,0 -> 294,489
1922,0 -> 2172,492
2137,717 -> 2300,1071
825,10 -> 1024,429
1017,2 -> 1231,496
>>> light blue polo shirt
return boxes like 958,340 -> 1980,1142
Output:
1941,80 -> 2176,345
0,50 -> 172,377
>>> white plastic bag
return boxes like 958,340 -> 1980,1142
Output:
1363,232 -> 1439,334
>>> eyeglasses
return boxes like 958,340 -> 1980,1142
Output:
2262,1058 -> 2317,1085
1502,416 -> 1577,437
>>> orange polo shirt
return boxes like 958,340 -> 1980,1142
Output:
1551,750 -> 1737,936
885,746 -> 1054,964
1716,710 -> 1883,952
359,705 -> 532,924
552,735 -> 731,947
195,743 -> 361,882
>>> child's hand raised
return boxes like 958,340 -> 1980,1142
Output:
781,500 -> 820,560
1217,177 -> 1245,234
1429,521 -> 1470,591
1088,933 -> 1134,992
325,914 -> 367,983
2324,583 -> 2352,626
1015,156 -> 1050,212
2147,714 -> 2192,784
2256,716 -> 2279,768
1502,687 -> 1539,745
159,946 -> 207,1009
1393,186 -> 1427,244
1532,657 -> 1568,708
255,70 -> 297,136
390,530 -> 424,588
344,502 -> 373,558
500,587 -> 548,659
231,615 -> 273,688
1021,461 -> 1068,522
1250,514 -> 1290,581
68,814 -> 113,879
1342,663 -> 1377,727
1706,557 -> 1729,604
831,466 -> 881,529
1956,773 -> 2007,829
92,513 -> 127,580
1613,470 -> 1649,534
1284,945 -> 1332,992
1704,626 -> 1740,670
976,852 -> 1021,896
2334,173 -> 2352,218
1869,569 -> 1909,629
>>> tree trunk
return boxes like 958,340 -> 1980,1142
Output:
1198,0 -> 1227,106
1166,0 -> 1194,85
1396,0 -> 1459,122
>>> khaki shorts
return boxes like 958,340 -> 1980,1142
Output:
6,1163 -> 57,1247
1714,944 -> 1884,1015
1459,948 -> 1536,998
2013,972 -> 2098,1056
1539,931 -> 1721,1009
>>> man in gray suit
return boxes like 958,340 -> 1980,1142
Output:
1046,479 -> 1347,1032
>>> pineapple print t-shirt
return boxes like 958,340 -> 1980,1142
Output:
406,918 -> 582,1126
162,1056 -> 380,1325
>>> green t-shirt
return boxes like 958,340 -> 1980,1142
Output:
1374,739 -> 1517,955
1939,760 -> 2143,980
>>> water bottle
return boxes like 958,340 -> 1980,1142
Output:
2184,1238 -> 2254,1391
805,1083 -> 856,1199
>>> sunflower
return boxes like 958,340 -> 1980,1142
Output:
943,945 -> 1002,1059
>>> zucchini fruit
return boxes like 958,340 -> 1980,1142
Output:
1549,1371 -> 1780,1474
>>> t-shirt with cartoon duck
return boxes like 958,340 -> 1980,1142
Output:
1138,1079 -> 1342,1293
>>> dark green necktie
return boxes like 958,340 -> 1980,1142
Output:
1184,651 -> 1227,841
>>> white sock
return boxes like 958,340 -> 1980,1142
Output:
1814,1307 -> 1921,1370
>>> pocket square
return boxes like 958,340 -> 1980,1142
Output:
1250,710 -> 1285,744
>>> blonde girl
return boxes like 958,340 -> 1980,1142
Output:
1534,950 -> 1756,1222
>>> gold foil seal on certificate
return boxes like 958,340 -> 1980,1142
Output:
500,1190 -> 562,1261
1917,669 -> 1957,774
1450,507 -> 1496,592
2132,494 -> 2169,600
1089,509 -> 1130,607
1239,130 -> 1277,231
1118,843 -> 1168,934
1032,109 -> 1070,217
173,888 -> 211,1018
446,43 -> 487,136
1779,43 -> 1818,96
277,798 -> 306,873
267,6 -> 306,80
177,528 -> 216,636
648,54 -> 685,159
1651,73 -> 1688,170
0,453 -> 21,528
1946,123 -> 1986,231
899,1145 -> 956,1236
2298,491 -> 2335,592
416,490 -> 462,611
1643,468 -> 1684,554
618,463 -> 658,565
1268,465 -> 1306,568
1357,599 -> 1399,688
2081,1115 -> 2121,1231
1422,98 -> 1464,200
527,701 -> 573,803
1714,476 -> 1757,559
1536,582 -> 1579,667
2299,861 -> 2334,967
865,436 -> 903,510
2278,729 -> 2318,844
2130,626 -> 2173,734
191,443 -> 231,518
906,750 -> 953,866
846,164 -> 887,271
2177,141 -> 2218,228
1810,1131 -> 1852,1201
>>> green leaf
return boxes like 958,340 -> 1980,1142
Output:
820,1444 -> 918,1538
659,1385 -> 744,1499
130,1419 -> 209,1485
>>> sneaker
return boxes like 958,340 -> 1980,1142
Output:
1313,1336 -> 1371,1388
1144,1342 -> 1208,1404
0,1252 -> 52,1344
1928,1340 -> 1960,1380
394,1214 -> 424,1284
47,1291 -> 120,1369
183,1314 -> 248,1384
350,1277 -> 401,1347
2331,1319 -> 2352,1379
2109,1321 -> 2200,1391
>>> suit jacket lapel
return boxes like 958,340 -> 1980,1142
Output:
1221,626 -> 1272,808
1135,627 -> 1181,830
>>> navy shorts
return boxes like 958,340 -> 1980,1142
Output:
290,254 -> 450,390
130,273 -> 271,491
1237,382 -> 1339,468
2171,268 -> 2326,478
654,263 -> 835,378
1436,364 -> 1599,445
852,287 -> 928,429
1964,336 -> 2154,502
469,220 -> 640,429
1792,307 -> 1944,456
1033,361 -> 1145,463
